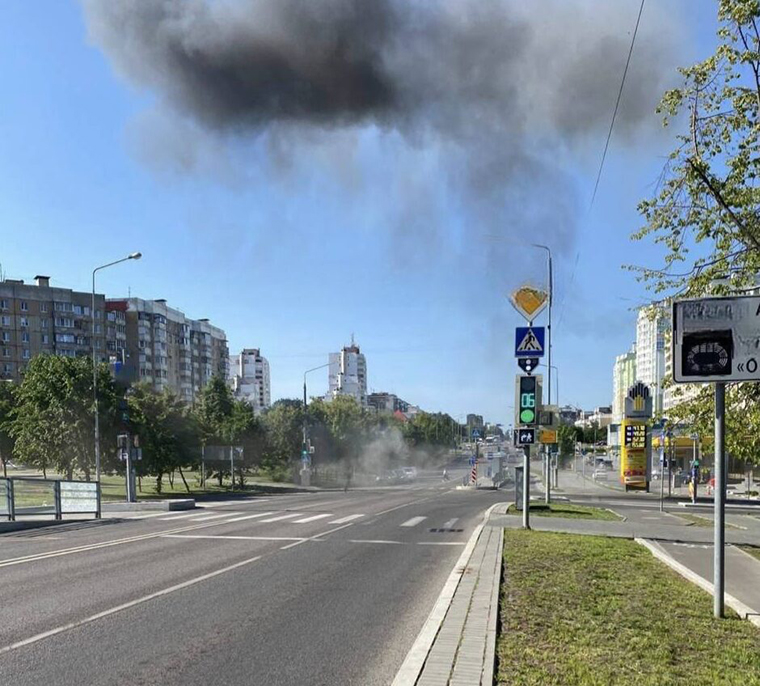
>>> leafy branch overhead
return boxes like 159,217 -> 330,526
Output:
633,0 -> 760,297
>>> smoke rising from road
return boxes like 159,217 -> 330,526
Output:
82,0 -> 678,267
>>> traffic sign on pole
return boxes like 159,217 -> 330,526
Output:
515,326 -> 545,358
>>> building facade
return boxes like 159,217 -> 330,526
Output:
367,392 -> 410,415
612,344 -> 637,423
228,348 -> 271,414
327,342 -> 367,406
0,275 -> 112,382
106,298 -> 228,403
635,304 -> 670,415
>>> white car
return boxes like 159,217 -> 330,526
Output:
401,467 -> 417,481
592,468 -> 608,481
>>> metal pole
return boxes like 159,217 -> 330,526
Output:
522,444 -> 530,529
714,382 -> 726,618
230,445 -> 234,491
544,445 -> 550,504
92,270 -> 100,483
659,433 -> 665,512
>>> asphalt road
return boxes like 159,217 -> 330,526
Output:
0,465 -> 507,686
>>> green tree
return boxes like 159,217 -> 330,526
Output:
11,355 -> 119,479
0,381 -> 17,478
127,384 -> 199,493
634,0 -> 760,295
260,399 -> 304,481
557,424 -> 577,462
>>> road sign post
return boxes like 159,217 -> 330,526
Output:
522,444 -> 530,530
670,296 -> 760,618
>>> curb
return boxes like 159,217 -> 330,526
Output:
391,502 -> 500,686
635,538 -> 760,629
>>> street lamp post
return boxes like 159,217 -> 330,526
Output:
92,252 -> 142,483
303,363 -> 330,468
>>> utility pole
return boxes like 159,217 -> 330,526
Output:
714,382 -> 726,618
522,444 -> 530,529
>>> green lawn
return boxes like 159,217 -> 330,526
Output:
498,530 -> 760,686
741,546 -> 760,562
506,502 -> 622,521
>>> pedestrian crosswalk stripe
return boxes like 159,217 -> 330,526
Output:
157,512 -> 210,521
292,513 -> 332,524
259,513 -> 302,523
329,514 -> 365,524
442,518 -> 459,529
401,516 -> 427,528
185,512 -> 241,522
223,512 -> 276,523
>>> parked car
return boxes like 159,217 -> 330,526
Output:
401,467 -> 417,481
592,468 -> 608,481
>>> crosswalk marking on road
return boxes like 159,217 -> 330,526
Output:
441,518 -> 459,529
185,513 -> 241,522
329,514 -> 365,524
292,514 -> 332,524
157,512 -> 211,521
401,516 -> 427,528
223,512 -> 276,523
259,513 -> 302,523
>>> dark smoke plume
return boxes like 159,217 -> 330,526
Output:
82,0 -> 678,269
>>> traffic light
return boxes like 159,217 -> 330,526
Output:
519,376 -> 537,425
117,397 -> 130,432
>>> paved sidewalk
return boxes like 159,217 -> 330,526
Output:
415,518 -> 503,685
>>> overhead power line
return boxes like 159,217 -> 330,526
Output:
589,0 -> 646,209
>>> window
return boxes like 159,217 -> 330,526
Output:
56,333 -> 75,344
41,319 -> 48,329
22,349 -> 30,359
1,332 -> 9,342
73,305 -> 82,315
2,348 -> 8,357
20,301 -> 28,311
20,316 -> 28,327
55,317 -> 74,327
0,299 -> 7,310
21,332 -> 30,343
54,302 -> 72,312
3,363 -> 11,374
41,334 -> 49,345
95,324 -> 102,333
40,303 -> 48,313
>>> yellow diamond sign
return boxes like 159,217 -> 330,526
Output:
510,286 -> 548,322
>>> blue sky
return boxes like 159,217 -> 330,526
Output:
0,0 -> 719,426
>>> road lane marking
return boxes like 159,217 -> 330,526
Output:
329,514 -> 365,524
123,511 -> 193,520
442,518 -> 459,529
349,539 -> 404,544
156,512 -> 207,521
259,513 -> 302,523
182,513 -> 241,522
292,514 -> 332,524
416,542 -> 466,546
161,534 -> 306,542
0,554 -> 263,656
401,516 -> 427,528
222,512 -> 276,523
376,497 -> 432,516
279,522 -> 356,550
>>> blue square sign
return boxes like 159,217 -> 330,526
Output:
515,326 -> 545,358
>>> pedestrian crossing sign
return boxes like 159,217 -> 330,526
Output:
515,326 -> 545,358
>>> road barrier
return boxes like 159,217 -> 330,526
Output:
0,477 -> 100,521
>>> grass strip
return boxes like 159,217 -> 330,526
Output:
506,502 -> 622,521
498,530 -> 760,686
740,545 -> 760,562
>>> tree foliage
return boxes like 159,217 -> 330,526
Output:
0,381 -> 16,478
633,0 -> 760,296
10,355 -> 119,479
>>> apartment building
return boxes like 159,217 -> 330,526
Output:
106,298 -> 228,403
612,344 -> 637,423
636,304 -> 670,415
327,341 -> 367,406
367,392 -> 410,415
228,348 -> 271,414
0,275 -> 113,382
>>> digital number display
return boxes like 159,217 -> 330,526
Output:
624,424 -> 646,449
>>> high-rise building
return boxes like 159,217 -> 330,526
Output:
367,392 -> 410,415
635,304 -> 670,415
612,344 -> 637,423
0,275 -> 114,382
327,341 -> 367,406
106,298 -> 228,403
229,348 -> 271,414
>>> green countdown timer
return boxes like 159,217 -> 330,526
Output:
519,377 -> 537,426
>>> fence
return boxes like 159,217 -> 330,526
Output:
0,477 -> 100,522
